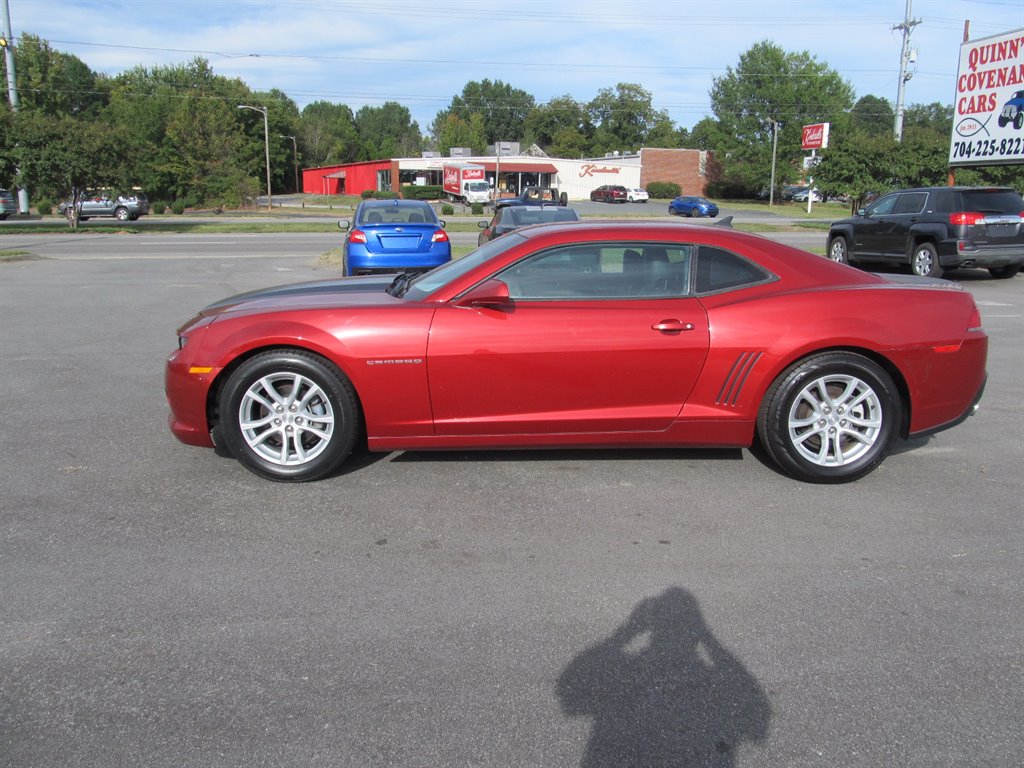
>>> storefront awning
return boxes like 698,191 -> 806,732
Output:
323,171 -> 346,178
480,162 -> 557,174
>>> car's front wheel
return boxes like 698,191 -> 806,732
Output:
827,235 -> 850,264
910,242 -> 942,277
688,208 -> 699,218
114,207 -> 130,221
218,350 -> 360,482
758,352 -> 900,483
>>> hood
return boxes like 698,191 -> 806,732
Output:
200,275 -> 398,317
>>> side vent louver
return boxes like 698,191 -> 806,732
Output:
716,352 -> 763,406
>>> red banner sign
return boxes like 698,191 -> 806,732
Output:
801,123 -> 830,150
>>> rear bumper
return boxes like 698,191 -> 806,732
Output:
910,373 -> 986,439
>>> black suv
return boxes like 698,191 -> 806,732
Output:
827,187 -> 1024,279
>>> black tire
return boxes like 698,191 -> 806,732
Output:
218,350 -> 360,482
114,207 -> 130,221
1015,112 -> 1024,130
668,205 -> 677,216
758,352 -> 900,483
827,235 -> 850,264
688,208 -> 699,218
910,242 -> 942,278
988,264 -> 1020,279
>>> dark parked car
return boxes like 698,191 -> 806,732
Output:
0,189 -> 16,220
477,204 -> 580,245
668,196 -> 719,218
494,186 -> 566,209
590,185 -> 628,203
339,199 -> 450,277
167,220 -> 988,485
827,186 -> 1024,279
58,190 -> 149,221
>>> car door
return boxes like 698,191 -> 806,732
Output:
853,193 -> 900,257
425,242 -> 710,436
882,191 -> 928,261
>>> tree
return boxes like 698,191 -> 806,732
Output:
12,111 -> 127,228
10,33 -> 108,117
435,112 -> 487,157
355,102 -> 421,160
438,79 -> 535,144
522,95 -> 592,150
850,95 -> 894,136
708,41 -> 855,194
299,101 -> 359,166
588,83 -> 662,153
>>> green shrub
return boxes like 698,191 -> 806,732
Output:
35,199 -> 53,216
400,185 -> 443,200
151,200 -> 167,215
360,189 -> 375,199
372,190 -> 399,199
171,200 -> 186,215
470,202 -> 483,215
441,204 -> 454,216
645,181 -> 682,199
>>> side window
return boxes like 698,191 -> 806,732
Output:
894,193 -> 927,214
867,194 -> 898,216
694,246 -> 771,294
500,243 -> 693,300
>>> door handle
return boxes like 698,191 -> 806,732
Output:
652,320 -> 695,333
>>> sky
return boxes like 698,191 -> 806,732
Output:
5,0 -> 1024,133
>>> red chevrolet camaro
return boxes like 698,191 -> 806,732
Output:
166,221 -> 987,484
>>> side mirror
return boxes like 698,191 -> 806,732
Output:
477,220 -> 488,229
857,208 -> 866,217
338,219 -> 351,231
438,219 -> 447,228
456,278 -> 511,308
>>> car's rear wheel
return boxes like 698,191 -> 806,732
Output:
988,264 -> 1020,279
668,205 -> 677,216
758,352 -> 900,483
910,242 -> 942,278
827,235 -> 850,264
218,350 -> 360,482
114,207 -> 130,221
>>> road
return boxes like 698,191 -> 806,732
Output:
1,235 -> 1021,767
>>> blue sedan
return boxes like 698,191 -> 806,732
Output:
668,196 -> 719,218
339,199 -> 451,276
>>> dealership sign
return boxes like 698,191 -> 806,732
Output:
801,123 -> 830,150
949,28 -> 1024,166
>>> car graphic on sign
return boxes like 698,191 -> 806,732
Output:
997,90 -> 1024,130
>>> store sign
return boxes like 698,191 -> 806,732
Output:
801,123 -> 830,150
579,163 -> 621,177
949,28 -> 1024,166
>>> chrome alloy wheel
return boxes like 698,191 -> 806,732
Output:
786,374 -> 883,467
238,372 -> 335,466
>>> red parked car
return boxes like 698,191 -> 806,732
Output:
590,185 -> 628,203
166,221 -> 987,484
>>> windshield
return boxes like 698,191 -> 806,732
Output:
467,182 -> 489,192
403,234 -> 526,301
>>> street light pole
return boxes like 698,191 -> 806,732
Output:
238,104 -> 272,210
280,134 -> 298,193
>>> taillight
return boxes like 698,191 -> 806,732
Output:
348,229 -> 367,244
431,229 -> 449,243
949,212 -> 985,226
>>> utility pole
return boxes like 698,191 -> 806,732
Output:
1,0 -> 29,214
893,0 -> 921,142
238,105 -> 272,210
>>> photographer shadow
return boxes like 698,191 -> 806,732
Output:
557,588 -> 771,767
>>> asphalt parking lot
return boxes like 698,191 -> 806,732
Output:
1,237 -> 1022,767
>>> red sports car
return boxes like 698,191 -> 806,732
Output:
166,221 -> 987,484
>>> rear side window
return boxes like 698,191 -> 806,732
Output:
694,246 -> 771,294
958,189 -> 1024,214
894,193 -> 927,214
